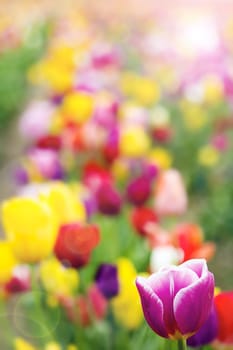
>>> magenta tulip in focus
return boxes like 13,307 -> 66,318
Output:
136,259 -> 214,340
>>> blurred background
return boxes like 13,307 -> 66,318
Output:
0,1 -> 233,349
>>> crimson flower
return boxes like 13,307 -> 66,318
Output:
126,176 -> 151,206
54,222 -> 100,268
215,291 -> 233,344
131,207 -> 158,236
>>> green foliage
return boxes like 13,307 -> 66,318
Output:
0,21 -> 49,131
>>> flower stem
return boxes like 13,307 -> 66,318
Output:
177,338 -> 187,350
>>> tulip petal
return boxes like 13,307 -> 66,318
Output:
174,270 -> 214,335
148,268 -> 198,335
136,277 -> 168,338
181,259 -> 207,278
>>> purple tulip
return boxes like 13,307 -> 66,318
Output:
126,175 -> 151,206
187,304 -> 218,347
136,259 -> 214,340
95,263 -> 119,299
96,182 -> 122,216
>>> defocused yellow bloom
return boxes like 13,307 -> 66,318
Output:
111,158 -> 129,181
62,92 -> 94,124
46,294 -> 59,308
148,148 -> 172,169
214,287 -> 221,296
111,258 -> 143,329
41,182 -> 86,226
133,77 -> 160,106
40,257 -> 79,297
49,45 -> 76,70
14,338 -> 37,350
181,100 -> 208,130
28,61 -> 73,93
0,241 -> 17,284
198,145 -> 219,167
119,126 -> 150,158
23,160 -> 43,183
49,111 -> 66,135
67,345 -> 78,350
203,75 -> 224,105
2,198 -> 57,263
45,341 -> 61,350
120,73 -> 160,105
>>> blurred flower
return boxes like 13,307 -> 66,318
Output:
27,149 -> 64,180
126,175 -> 151,206
62,91 -> 94,124
19,100 -> 55,141
136,259 -> 214,339
148,148 -> 172,170
120,73 -> 160,106
198,145 -> 219,167
0,241 -> 17,284
64,285 -> 107,327
187,304 -> 218,347
2,197 -> 57,263
54,222 -> 100,268
155,169 -> 188,216
215,291 -> 233,344
96,182 -> 122,216
14,338 -> 37,350
36,135 -> 62,151
211,134 -> 229,152
67,345 -> 78,350
83,161 -> 112,192
150,245 -> 183,272
95,263 -> 119,299
172,223 -> 216,262
111,258 -> 143,329
41,182 -> 86,226
152,127 -> 173,143
145,224 -> 171,248
119,126 -> 150,158
45,342 -> 61,350
111,158 -> 129,181
181,101 -> 208,130
131,206 -> 158,236
203,74 -> 224,105
5,265 -> 31,294
40,258 -> 79,298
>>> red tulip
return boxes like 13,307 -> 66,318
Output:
61,285 -> 107,326
36,135 -> 62,150
172,223 -> 215,262
131,207 -> 158,236
215,291 -> 233,344
54,223 -> 100,268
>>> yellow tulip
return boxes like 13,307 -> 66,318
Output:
203,75 -> 224,105
67,345 -> 78,350
41,182 -> 86,226
2,197 -> 57,263
181,100 -> 208,130
148,148 -> 172,169
62,92 -> 94,124
119,126 -> 150,158
111,258 -> 143,329
14,338 -> 37,350
45,342 -> 61,350
0,241 -> 17,284
40,258 -> 79,297
111,158 -> 129,181
120,73 -> 160,106
198,145 -> 219,167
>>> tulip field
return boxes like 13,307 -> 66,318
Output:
0,1 -> 233,349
